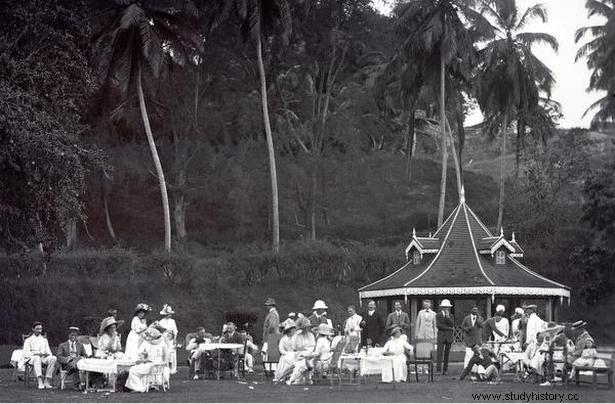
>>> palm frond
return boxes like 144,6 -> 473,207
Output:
516,32 -> 559,52
515,3 -> 548,30
585,0 -> 613,19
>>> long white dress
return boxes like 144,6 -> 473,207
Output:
125,341 -> 169,392
493,318 -> 510,342
381,337 -> 413,382
289,336 -> 332,384
125,317 -> 147,360
158,318 -> 178,374
274,335 -> 295,381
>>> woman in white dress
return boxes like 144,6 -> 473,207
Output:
289,323 -> 334,385
157,304 -> 178,374
273,319 -> 296,382
381,325 -> 413,383
285,317 -> 316,385
126,327 -> 169,392
95,317 -> 124,359
125,303 -> 150,360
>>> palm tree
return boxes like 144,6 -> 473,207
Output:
396,0 -> 488,226
94,1 -> 200,252
475,0 -> 558,230
207,0 -> 291,253
575,0 -> 615,127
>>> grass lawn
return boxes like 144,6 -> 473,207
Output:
1,365 -> 613,403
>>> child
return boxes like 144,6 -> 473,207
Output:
569,340 -> 597,379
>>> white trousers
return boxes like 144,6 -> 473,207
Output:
28,355 -> 57,379
464,348 -> 474,368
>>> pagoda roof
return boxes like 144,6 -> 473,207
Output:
359,189 -> 569,299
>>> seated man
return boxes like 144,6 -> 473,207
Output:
219,322 -> 244,373
238,326 -> 259,373
56,326 -> 88,390
186,327 -> 213,380
459,344 -> 500,382
23,321 -> 57,389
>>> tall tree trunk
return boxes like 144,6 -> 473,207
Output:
256,35 -> 280,253
515,118 -> 524,179
405,105 -> 416,183
102,186 -> 117,243
64,219 -> 77,250
445,118 -> 462,195
173,170 -> 187,241
137,69 -> 172,252
437,54 -> 448,227
456,110 -> 465,184
309,167 -> 317,241
497,114 -> 508,231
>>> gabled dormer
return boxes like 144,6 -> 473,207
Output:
405,228 -> 440,262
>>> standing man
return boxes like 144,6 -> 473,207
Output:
56,326 -> 87,390
344,305 -> 363,340
524,304 -> 546,346
261,298 -> 280,360
483,305 -> 508,342
308,300 -> 333,328
461,305 -> 484,368
360,300 -> 385,347
510,307 -> 524,341
415,299 -> 437,341
435,299 -> 454,375
22,322 -> 57,389
385,301 -> 411,339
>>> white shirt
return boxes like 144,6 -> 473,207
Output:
344,314 -> 363,335
526,313 -> 546,344
494,318 -> 510,342
471,314 -> 477,326
23,334 -> 52,358
368,310 -> 375,316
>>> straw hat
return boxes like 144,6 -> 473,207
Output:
312,300 -> 328,310
282,319 -> 296,332
295,316 -> 311,330
317,323 -> 334,336
439,299 -> 452,308
160,304 -> 175,315
99,316 -> 118,335
522,303 -> 537,310
264,298 -> 276,306
134,303 -> 151,315
572,320 -> 587,329
67,326 -> 80,334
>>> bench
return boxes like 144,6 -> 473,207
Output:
574,353 -> 613,389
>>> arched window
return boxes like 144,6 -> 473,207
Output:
496,250 -> 505,265
413,250 -> 421,265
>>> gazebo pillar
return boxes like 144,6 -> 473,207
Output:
546,297 -> 553,322
410,298 -> 417,339
486,296 -> 492,317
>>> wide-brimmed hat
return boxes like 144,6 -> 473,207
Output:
388,325 -> 403,335
160,304 -> 175,315
264,298 -> 276,306
134,303 -> 151,315
317,323 -> 334,336
287,312 -> 296,318
312,300 -> 328,310
572,320 -> 587,329
295,317 -> 311,329
439,299 -> 452,308
143,327 -> 162,341
67,326 -> 80,334
522,303 -> 537,310
283,319 -> 296,331
99,316 -> 118,335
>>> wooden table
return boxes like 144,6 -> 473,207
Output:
197,343 -> 244,380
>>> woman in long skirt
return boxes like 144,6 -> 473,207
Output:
157,305 -> 178,374
381,325 -> 413,383
125,303 -> 150,360
126,328 -> 169,392
273,320 -> 297,382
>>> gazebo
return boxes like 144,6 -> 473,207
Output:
358,187 -> 570,341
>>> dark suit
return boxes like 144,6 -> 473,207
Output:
385,310 -> 411,335
57,340 -> 87,374
360,310 -> 385,347
435,311 -> 455,372
461,314 -> 484,347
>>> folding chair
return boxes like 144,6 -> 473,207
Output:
407,341 -> 434,382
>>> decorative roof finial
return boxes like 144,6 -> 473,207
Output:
512,232 -> 516,242
429,232 -> 432,238
500,227 -> 504,237
412,227 -> 416,238
460,185 -> 466,204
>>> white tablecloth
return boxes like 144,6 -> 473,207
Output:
197,343 -> 244,351
77,358 -> 135,374
339,354 -> 394,376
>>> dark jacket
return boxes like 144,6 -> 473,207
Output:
360,310 -> 385,346
459,348 -> 499,380
385,311 -> 411,334
461,314 -> 484,347
436,311 -> 455,343
56,340 -> 87,370
483,317 -> 507,341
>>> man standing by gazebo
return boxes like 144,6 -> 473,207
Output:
435,300 -> 454,375
461,306 -> 484,367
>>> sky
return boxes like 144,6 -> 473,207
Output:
372,0 -> 606,129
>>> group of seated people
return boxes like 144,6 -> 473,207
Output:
15,303 -> 179,392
